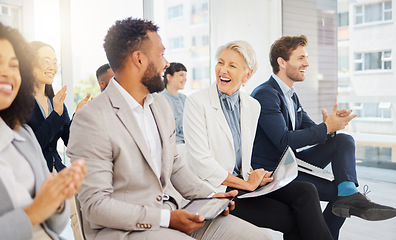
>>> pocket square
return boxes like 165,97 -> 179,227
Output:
297,107 -> 302,112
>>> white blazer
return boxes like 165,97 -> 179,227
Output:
183,83 -> 261,192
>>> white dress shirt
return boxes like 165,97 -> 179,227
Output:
111,78 -> 170,227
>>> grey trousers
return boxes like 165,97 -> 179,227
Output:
129,214 -> 272,240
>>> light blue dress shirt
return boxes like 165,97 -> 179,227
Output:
272,74 -> 296,130
216,86 -> 242,176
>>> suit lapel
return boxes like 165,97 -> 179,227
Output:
269,77 -> 293,130
106,81 -> 157,174
12,127 -> 45,195
149,97 -> 170,183
239,92 -> 252,176
209,84 -> 234,150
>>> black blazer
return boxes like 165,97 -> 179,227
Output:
250,76 -> 327,170
27,99 -> 71,172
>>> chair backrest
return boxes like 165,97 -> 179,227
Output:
70,196 -> 85,240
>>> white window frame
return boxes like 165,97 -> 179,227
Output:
354,1 -> 392,25
354,50 -> 392,71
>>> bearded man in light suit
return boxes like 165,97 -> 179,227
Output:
66,18 -> 271,240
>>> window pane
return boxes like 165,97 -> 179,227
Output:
2,6 -> 8,15
355,62 -> 362,71
355,15 -> 363,24
168,4 -> 183,19
355,6 -> 362,14
382,108 -> 392,118
384,61 -> 392,69
338,12 -> 349,27
364,52 -> 382,70
364,3 -> 382,23
384,1 -> 392,9
338,55 -> 349,72
354,53 -> 362,60
363,103 -> 378,117
384,11 -> 392,20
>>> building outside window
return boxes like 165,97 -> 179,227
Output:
338,0 -> 396,170
354,50 -> 392,71
169,36 -> 184,49
354,1 -> 392,24
154,0 -> 210,92
168,4 -> 183,19
0,3 -> 20,29
338,12 -> 349,27
356,145 -> 392,168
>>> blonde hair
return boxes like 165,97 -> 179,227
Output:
216,40 -> 258,77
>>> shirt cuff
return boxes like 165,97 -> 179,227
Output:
160,209 -> 171,228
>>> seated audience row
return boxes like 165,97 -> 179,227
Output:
2,15 -> 395,240
66,17 -> 273,240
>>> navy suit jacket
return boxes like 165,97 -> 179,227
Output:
27,99 -> 70,172
251,76 -> 328,171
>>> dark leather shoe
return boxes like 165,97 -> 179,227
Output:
332,192 -> 396,221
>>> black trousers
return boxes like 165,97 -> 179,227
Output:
231,181 -> 333,240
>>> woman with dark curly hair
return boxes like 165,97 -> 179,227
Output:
27,41 -> 91,172
0,22 -> 86,240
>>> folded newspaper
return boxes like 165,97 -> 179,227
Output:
238,146 -> 298,199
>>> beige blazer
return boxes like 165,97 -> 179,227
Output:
66,80 -> 213,239
183,83 -> 261,192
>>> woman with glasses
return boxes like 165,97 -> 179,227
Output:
27,41 -> 90,172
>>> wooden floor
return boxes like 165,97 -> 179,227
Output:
270,166 -> 396,240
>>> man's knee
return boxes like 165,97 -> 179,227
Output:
204,215 -> 272,240
335,133 -> 355,149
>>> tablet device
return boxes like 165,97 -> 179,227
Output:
182,197 -> 233,220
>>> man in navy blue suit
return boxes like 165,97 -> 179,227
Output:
251,35 -> 396,240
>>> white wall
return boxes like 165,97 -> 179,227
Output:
210,0 -> 282,93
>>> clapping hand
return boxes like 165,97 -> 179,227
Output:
322,104 -> 356,133
24,159 -> 86,225
53,86 -> 67,116
76,94 -> 92,112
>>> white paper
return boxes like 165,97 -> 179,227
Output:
297,159 -> 334,181
238,147 -> 298,198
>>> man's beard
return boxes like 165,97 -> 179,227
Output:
285,63 -> 305,82
142,62 -> 165,93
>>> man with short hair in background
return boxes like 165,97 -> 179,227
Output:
95,63 -> 113,92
